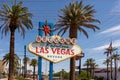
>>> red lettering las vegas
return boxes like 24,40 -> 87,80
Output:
36,47 -> 75,55
51,48 -> 74,55
36,47 -> 49,54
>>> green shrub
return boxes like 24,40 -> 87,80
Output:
16,76 -> 30,80
93,76 -> 104,80
76,71 -> 91,80
97,76 -> 104,80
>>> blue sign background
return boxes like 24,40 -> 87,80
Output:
38,21 -> 54,80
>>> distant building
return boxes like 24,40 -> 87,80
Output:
0,60 -> 7,73
27,70 -> 32,75
79,67 -> 120,80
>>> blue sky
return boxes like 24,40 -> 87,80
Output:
0,0 -> 120,74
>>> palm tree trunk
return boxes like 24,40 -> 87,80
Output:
114,59 -> 117,80
69,25 -> 77,80
107,61 -> 109,80
90,66 -> 92,78
107,56 -> 109,80
92,66 -> 94,79
70,58 -> 75,80
110,53 -> 113,80
87,64 -> 89,79
8,30 -> 15,80
79,58 -> 81,74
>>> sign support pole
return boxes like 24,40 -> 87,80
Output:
38,57 -> 42,80
49,62 -> 53,80
38,21 -> 54,80
49,22 -> 54,80
38,22 -> 44,80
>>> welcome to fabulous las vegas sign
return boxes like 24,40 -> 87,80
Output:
28,35 -> 82,63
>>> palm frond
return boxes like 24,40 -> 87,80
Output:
81,23 -> 100,31
0,1 -> 33,37
57,26 -> 68,36
55,1 -> 100,38
78,27 -> 88,38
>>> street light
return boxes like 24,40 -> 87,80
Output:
76,52 -> 85,74
24,45 -> 27,78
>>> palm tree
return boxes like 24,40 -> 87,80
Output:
30,59 -> 38,80
106,42 -> 117,80
103,58 -> 111,80
23,56 -> 30,77
111,53 -> 120,80
0,0 -> 33,80
87,58 -> 95,78
91,63 -> 98,78
2,53 -> 20,69
104,50 -> 110,80
84,58 -> 95,79
55,1 -> 100,80
2,53 -> 20,77
84,59 -> 90,79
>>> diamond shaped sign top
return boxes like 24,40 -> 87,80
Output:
28,35 -> 82,63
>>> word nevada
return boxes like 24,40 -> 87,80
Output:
36,35 -> 76,45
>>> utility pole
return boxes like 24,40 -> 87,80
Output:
24,45 -> 27,78
79,53 -> 84,74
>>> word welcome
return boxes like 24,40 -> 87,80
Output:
36,36 -> 76,45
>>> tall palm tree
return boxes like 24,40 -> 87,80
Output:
111,53 -> 120,80
30,59 -> 38,80
106,42 -> 117,80
104,50 -> 110,80
0,0 -> 33,80
55,1 -> 100,80
91,63 -> 98,78
103,58 -> 110,80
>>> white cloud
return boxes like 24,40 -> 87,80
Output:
92,44 -> 109,51
113,40 -> 120,47
96,58 -> 105,62
100,25 -> 120,34
92,40 -> 120,51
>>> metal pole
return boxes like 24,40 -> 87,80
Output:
79,53 -> 84,74
38,57 -> 42,80
24,45 -> 27,78
49,22 -> 54,80
49,62 -> 53,80
38,22 -> 43,80
79,58 -> 81,74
